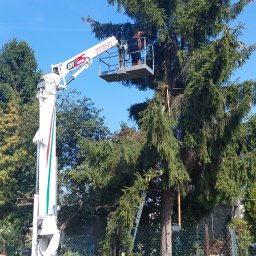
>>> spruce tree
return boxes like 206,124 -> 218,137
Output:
0,39 -> 40,105
84,1 -> 256,255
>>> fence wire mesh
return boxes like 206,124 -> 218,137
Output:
55,218 -> 256,256
57,235 -> 95,256
132,220 -> 232,256
1,208 -> 255,255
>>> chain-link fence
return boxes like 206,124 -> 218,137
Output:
133,220 -> 232,256
56,213 -> 256,256
56,224 -> 256,256
57,235 -> 95,256
1,211 -> 255,255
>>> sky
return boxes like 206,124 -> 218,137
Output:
0,0 -> 255,132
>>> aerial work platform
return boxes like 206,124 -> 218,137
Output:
99,37 -> 154,82
99,63 -> 154,82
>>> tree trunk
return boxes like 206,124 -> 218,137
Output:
204,224 -> 210,256
161,187 -> 173,256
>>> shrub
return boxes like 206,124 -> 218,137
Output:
229,219 -> 253,256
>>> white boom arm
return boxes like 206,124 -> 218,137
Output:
52,36 -> 118,88
31,36 -> 118,256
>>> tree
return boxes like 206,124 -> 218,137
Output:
85,0 -> 256,255
0,39 -> 41,252
0,100 -> 26,210
243,115 -> 256,235
61,124 -> 144,223
56,89 -> 109,170
0,39 -> 40,105
0,39 -> 41,206
0,218 -> 26,255
0,39 -> 40,216
0,39 -> 40,228
0,98 -> 34,254
59,125 -> 148,254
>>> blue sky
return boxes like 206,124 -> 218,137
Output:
0,0 -> 255,132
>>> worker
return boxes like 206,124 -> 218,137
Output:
130,29 -> 145,65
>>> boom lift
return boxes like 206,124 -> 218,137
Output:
99,36 -> 154,82
31,36 -> 154,256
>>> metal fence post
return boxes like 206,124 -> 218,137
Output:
229,228 -> 238,256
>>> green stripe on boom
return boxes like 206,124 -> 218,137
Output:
46,109 -> 55,214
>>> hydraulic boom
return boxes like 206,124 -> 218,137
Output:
31,36 -> 118,256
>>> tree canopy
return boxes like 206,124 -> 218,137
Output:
82,0 -> 256,255
0,39 -> 40,105
0,39 -> 40,254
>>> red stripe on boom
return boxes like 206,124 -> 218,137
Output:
46,108 -> 55,165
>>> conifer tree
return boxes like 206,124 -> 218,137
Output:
84,1 -> 256,255
0,39 -> 40,105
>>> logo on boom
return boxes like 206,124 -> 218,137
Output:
67,54 -> 88,70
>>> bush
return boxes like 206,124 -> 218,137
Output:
0,221 -> 24,255
229,219 -> 253,256
58,245 -> 80,256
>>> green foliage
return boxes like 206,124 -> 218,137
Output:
243,113 -> 256,232
244,183 -> 256,226
0,100 -> 27,208
107,0 -> 165,31
0,39 -> 40,105
58,246 -> 80,256
140,95 -> 189,188
100,170 -> 159,255
173,0 -> 249,49
83,0 -> 256,253
0,39 -> 40,251
61,126 -> 145,254
229,218 -> 253,256
178,19 -> 256,210
0,39 -> 40,223
133,243 -> 145,256
62,125 -> 143,208
0,219 -> 25,256
0,99 -> 35,253
57,89 -> 109,169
